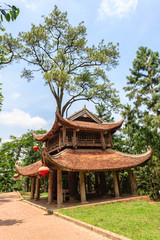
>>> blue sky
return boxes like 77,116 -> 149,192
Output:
0,0 -> 160,142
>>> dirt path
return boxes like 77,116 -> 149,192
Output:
0,192 -> 109,240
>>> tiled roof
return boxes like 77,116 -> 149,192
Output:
15,160 -> 42,177
33,111 -> 124,142
48,148 -> 152,171
15,148 -> 152,175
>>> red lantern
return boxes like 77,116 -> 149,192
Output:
38,166 -> 49,175
41,173 -> 46,178
14,174 -> 19,179
33,146 -> 39,152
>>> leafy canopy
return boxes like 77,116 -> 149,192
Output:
124,46 -> 160,116
0,3 -> 20,111
17,5 -> 120,116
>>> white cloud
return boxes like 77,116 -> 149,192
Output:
98,0 -> 138,20
22,0 -> 37,11
0,108 -> 48,128
12,92 -> 21,99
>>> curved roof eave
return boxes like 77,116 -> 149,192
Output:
33,111 -> 124,142
15,160 -> 42,177
46,148 -> 152,172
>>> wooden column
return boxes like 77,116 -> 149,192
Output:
112,171 -> 120,198
79,172 -> 86,203
68,172 -> 77,201
128,169 -> 137,196
30,177 -> 35,199
57,169 -> 63,206
73,129 -> 77,148
100,131 -> 106,150
48,170 -> 54,204
59,132 -> 62,149
63,126 -> 66,146
35,176 -> 40,201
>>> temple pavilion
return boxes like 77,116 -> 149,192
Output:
15,106 -> 152,206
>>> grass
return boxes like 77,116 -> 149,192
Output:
20,191 -> 48,199
58,200 -> 160,240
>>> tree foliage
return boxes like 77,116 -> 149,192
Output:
124,46 -> 160,116
0,3 -> 20,110
0,129 -> 46,192
17,5 -> 120,116
122,47 -> 160,199
0,4 -> 19,29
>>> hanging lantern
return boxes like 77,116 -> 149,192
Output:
41,173 -> 46,178
14,174 -> 19,179
33,146 -> 39,152
38,166 -> 49,175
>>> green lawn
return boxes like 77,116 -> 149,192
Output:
20,191 -> 48,199
58,201 -> 160,240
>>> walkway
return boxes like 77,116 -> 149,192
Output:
0,192 -> 109,240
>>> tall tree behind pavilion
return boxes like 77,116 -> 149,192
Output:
16,5 -> 120,117
123,46 -> 160,198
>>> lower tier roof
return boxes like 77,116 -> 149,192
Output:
15,148 -> 152,176
48,148 -> 152,171
15,160 -> 42,177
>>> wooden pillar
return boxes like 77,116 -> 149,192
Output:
68,172 -> 77,201
59,132 -> 62,149
35,176 -> 40,201
63,126 -> 66,146
30,177 -> 35,199
99,172 -> 107,196
57,169 -> 63,206
128,169 -> 137,196
112,171 -> 120,198
48,170 -> 54,204
73,129 -> 77,148
79,172 -> 86,203
100,131 -> 106,150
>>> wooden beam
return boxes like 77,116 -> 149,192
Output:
73,129 -> 77,148
35,176 -> 40,201
112,171 -> 120,198
59,132 -> 62,149
128,169 -> 137,196
100,131 -> 106,150
63,126 -> 66,146
79,172 -> 86,203
48,170 -> 54,204
57,169 -> 63,206
30,177 -> 35,199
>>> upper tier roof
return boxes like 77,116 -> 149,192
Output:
33,110 -> 124,142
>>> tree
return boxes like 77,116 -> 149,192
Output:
0,129 -> 46,192
124,46 -> 160,116
0,3 -> 20,110
17,5 -> 120,116
0,4 -> 19,29
123,46 -> 160,199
